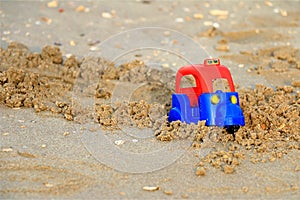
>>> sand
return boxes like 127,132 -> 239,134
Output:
1,1 -> 300,199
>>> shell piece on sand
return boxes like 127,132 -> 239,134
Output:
142,186 -> 160,191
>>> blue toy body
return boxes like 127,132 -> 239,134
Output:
168,58 -> 245,131
169,91 -> 245,127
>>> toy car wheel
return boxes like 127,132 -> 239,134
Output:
225,125 -> 240,134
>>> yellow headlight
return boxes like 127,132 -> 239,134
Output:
211,94 -> 220,105
230,95 -> 237,104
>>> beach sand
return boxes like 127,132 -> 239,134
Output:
1,1 -> 299,199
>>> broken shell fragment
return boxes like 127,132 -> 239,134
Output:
142,186 -> 160,191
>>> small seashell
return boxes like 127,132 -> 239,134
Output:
69,40 -> 76,46
175,18 -> 184,23
2,147 -> 13,152
63,131 -> 70,136
76,5 -> 85,12
162,63 -> 169,68
44,183 -> 53,187
193,13 -> 203,19
164,190 -> 173,195
265,1 -> 273,7
209,9 -> 228,16
89,46 -> 99,51
47,0 -> 58,8
163,31 -> 171,36
203,21 -> 213,26
142,186 -> 160,191
102,12 -> 113,19
114,140 -> 125,145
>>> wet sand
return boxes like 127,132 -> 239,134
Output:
1,1 -> 300,199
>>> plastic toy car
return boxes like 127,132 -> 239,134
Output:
168,58 -> 245,133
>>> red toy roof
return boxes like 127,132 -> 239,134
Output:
175,58 -> 235,106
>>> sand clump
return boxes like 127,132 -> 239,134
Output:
155,120 -> 208,142
196,84 -> 299,175
253,46 -> 299,73
1,42 -> 299,176
95,100 -> 166,130
0,42 -> 79,120
221,46 -> 299,72
0,42 -> 172,124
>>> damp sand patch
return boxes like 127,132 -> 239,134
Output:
1,43 -> 299,176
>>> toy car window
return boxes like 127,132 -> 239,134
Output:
180,75 -> 196,88
212,78 -> 230,92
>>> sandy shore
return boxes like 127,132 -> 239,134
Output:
1,1 -> 300,199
